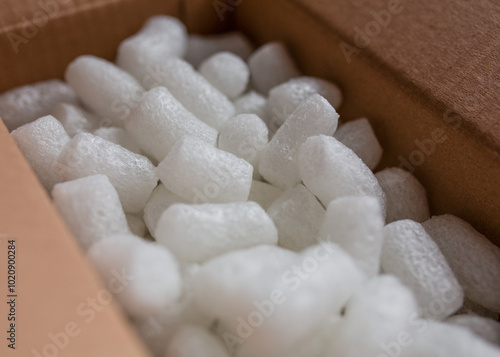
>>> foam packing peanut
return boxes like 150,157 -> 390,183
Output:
194,243 -> 365,357
334,117 -> 382,170
318,196 -> 385,277
54,133 -> 157,213
144,58 -> 235,130
116,15 -> 187,84
88,234 -> 182,318
277,317 -> 342,357
446,314 -> 500,346
376,167 -> 430,223
327,275 -> 419,357
185,32 -> 253,68
125,87 -> 217,162
65,55 -> 145,127
267,76 -> 342,134
143,184 -> 187,237
52,175 -> 130,250
93,127 -> 142,155
199,52 -> 250,99
125,213 -> 147,237
218,113 -> 268,180
423,214 -> 500,312
297,134 -> 386,216
404,320 -> 500,357
233,90 -> 268,122
267,184 -> 325,252
258,94 -> 339,189
248,180 -> 284,210
133,264 -> 213,356
51,102 -> 100,137
248,42 -> 301,95
156,201 -> 278,263
381,219 -> 464,319
11,115 -> 70,191
166,325 -> 231,357
0,79 -> 78,131
156,136 -> 253,204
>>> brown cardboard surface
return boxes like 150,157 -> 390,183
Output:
182,0 -> 232,33
0,121 -> 151,356
236,0 -> 500,245
290,0 -> 500,152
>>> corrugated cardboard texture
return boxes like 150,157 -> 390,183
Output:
236,0 -> 500,245
290,0 -> 500,151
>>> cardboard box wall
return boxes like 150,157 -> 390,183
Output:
0,0 -> 498,355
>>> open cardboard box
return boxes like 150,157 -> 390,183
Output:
0,0 -> 498,355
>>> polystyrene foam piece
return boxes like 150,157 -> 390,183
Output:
52,175 -> 130,249
65,55 -> 144,127
381,220 -> 464,319
155,201 -> 278,263
156,136 -> 253,204
11,115 -> 70,190
54,133 -> 157,213
125,87 -> 217,162
0,79 -> 79,131
258,95 -> 339,189
297,135 -> 386,215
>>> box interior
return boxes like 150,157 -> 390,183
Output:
0,0 -> 498,355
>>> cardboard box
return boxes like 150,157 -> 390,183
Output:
0,0 -> 498,355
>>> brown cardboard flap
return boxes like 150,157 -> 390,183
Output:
236,0 -> 500,150
288,0 -> 500,152
236,0 -> 500,245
